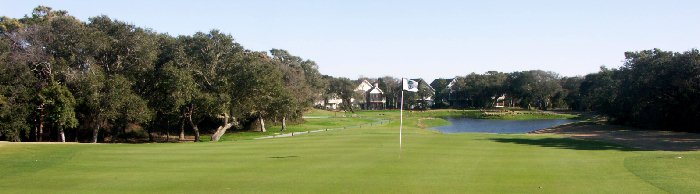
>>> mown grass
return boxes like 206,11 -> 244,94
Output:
624,152 -> 700,193
0,109 -> 698,193
207,109 -> 386,141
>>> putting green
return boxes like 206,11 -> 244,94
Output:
0,110 -> 698,193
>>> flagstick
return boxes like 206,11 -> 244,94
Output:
399,83 -> 404,151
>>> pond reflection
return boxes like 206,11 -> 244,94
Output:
433,118 -> 575,134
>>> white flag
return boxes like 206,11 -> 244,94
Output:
403,78 -> 419,92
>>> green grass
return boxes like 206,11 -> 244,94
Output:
207,109 -> 387,141
0,109 -> 698,193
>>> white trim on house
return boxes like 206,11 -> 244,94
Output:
355,80 -> 373,92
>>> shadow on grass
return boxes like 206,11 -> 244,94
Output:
489,137 -> 639,151
268,156 -> 299,159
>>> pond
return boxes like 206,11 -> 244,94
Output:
302,116 -> 332,119
432,117 -> 576,134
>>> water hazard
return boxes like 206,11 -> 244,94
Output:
433,117 -> 575,134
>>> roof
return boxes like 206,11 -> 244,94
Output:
430,78 -> 454,90
355,79 -> 373,92
411,78 -> 435,92
367,85 -> 383,94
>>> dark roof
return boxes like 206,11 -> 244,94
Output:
411,78 -> 435,92
430,78 -> 454,83
430,78 -> 454,90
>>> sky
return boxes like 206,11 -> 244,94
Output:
2,0 -> 699,82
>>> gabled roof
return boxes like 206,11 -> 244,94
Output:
447,78 -> 458,89
411,78 -> 435,92
430,78 -> 454,90
367,85 -> 383,94
355,79 -> 373,92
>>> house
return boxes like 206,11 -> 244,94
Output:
354,79 -> 373,92
364,82 -> 386,110
492,94 -> 506,108
316,94 -> 344,110
355,80 -> 386,110
445,77 -> 469,108
411,78 -> 435,109
315,79 -> 386,110
430,78 -> 453,108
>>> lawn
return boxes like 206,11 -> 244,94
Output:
0,109 -> 698,193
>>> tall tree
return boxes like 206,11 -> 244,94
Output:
377,77 -> 400,109
0,32 -> 34,141
100,75 -> 152,142
579,67 -> 619,112
270,49 -> 320,128
328,77 -> 356,113
508,70 -> 562,110
430,78 -> 452,108
561,76 -> 584,110
613,49 -> 700,129
178,30 -> 240,141
40,81 -> 78,142
0,6 -> 332,142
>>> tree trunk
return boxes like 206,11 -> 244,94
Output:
122,126 -> 128,142
38,109 -> 44,142
211,114 -> 234,142
280,116 -> 287,131
179,116 -> 185,141
59,125 -> 65,142
164,119 -> 170,143
147,127 -> 154,142
92,125 -> 100,143
147,114 -> 156,142
187,113 -> 200,142
34,123 -> 38,142
259,116 -> 266,132
211,123 -> 234,142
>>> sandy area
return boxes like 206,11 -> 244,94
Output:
531,122 -> 700,151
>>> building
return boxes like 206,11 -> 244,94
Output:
315,79 -> 386,110
355,80 -> 386,110
364,82 -> 386,110
446,78 -> 470,108
492,95 -> 506,108
316,94 -> 344,110
430,78 -> 453,108
410,78 -> 435,109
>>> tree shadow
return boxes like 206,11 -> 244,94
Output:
268,155 -> 299,159
489,137 -> 640,151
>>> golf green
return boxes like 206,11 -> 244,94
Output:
0,110 -> 698,193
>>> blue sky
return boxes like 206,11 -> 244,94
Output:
2,0 -> 699,82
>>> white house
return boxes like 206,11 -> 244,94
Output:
354,80 -> 373,92
316,94 -> 345,110
316,79 -> 386,110
364,82 -> 386,110
492,95 -> 507,108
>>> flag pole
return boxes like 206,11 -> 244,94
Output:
399,79 -> 404,150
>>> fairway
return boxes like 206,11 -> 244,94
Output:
1,111 -> 699,193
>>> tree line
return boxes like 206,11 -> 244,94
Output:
322,48 -> 700,133
0,6 -> 326,142
2,7 -> 698,142
433,49 -> 700,132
